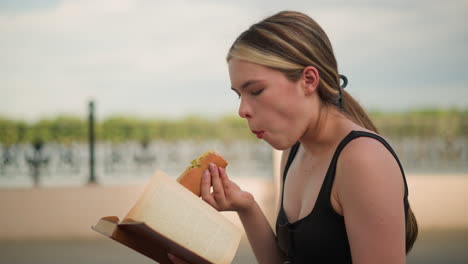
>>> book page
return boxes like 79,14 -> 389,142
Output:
130,171 -> 241,264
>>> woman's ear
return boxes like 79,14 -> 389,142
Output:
301,66 -> 319,96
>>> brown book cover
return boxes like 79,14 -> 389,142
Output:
92,216 -> 212,264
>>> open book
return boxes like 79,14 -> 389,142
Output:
92,170 -> 242,264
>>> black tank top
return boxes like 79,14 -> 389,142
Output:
275,130 -> 409,263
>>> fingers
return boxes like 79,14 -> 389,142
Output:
200,166 -> 253,212
209,163 -> 227,205
201,163 -> 230,210
218,167 -> 230,191
201,169 -> 216,207
218,167 -> 228,181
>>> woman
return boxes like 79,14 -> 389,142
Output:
169,10 -> 418,264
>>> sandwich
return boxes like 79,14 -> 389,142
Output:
176,151 -> 228,196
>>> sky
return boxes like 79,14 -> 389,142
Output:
1,0 -> 467,121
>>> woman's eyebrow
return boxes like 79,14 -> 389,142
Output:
231,79 -> 263,92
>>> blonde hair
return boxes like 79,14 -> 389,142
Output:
227,10 -> 418,253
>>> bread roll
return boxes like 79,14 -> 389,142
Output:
176,151 -> 228,196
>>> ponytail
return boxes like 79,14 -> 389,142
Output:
341,90 -> 379,133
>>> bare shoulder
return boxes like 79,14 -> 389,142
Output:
333,132 -> 407,262
337,133 -> 401,178
334,132 -> 405,208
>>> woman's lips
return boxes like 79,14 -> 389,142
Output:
252,130 -> 265,139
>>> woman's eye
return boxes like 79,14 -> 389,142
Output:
251,88 -> 264,96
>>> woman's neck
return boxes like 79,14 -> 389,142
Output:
299,104 -> 353,155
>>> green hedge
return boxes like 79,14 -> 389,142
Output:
0,115 -> 254,145
0,109 -> 467,145
370,108 -> 468,139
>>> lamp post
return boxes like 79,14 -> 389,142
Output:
88,101 -> 96,184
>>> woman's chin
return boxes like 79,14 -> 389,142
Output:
266,138 -> 294,151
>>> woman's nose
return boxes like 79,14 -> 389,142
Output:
238,98 -> 252,119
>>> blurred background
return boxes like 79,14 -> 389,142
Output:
1,0 -> 467,263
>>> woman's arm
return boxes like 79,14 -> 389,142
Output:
203,163 -> 285,264
336,137 -> 406,264
237,199 -> 285,264
236,147 -> 291,264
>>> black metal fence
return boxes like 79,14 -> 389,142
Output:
0,102 -> 467,187
0,101 -> 273,187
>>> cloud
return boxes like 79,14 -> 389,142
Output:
1,0 -> 467,121
0,0 -> 251,119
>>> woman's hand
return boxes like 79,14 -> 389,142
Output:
167,164 -> 255,264
201,163 -> 255,213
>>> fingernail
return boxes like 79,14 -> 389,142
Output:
209,163 -> 215,169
